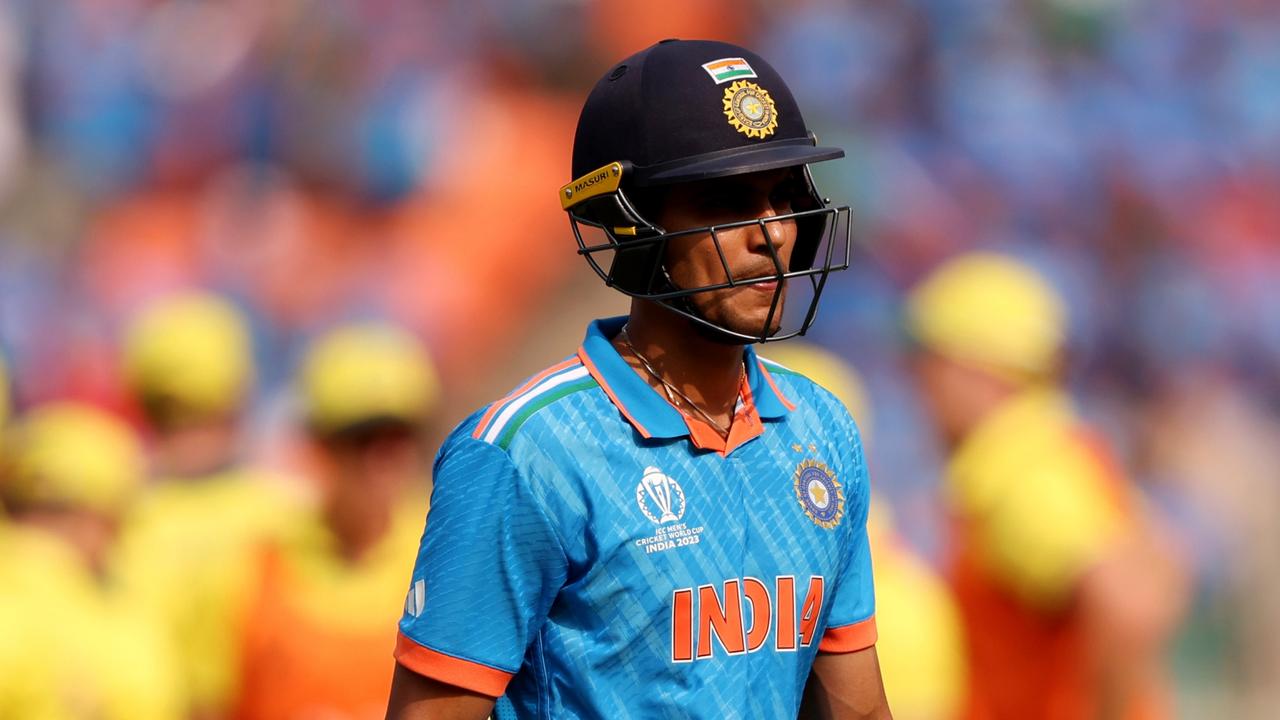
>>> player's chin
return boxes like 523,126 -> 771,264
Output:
720,289 -> 788,338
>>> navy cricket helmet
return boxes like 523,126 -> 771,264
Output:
560,38 -> 852,343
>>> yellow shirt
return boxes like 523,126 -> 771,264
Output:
947,389 -> 1132,607
868,502 -> 967,720
0,527 -> 181,720
945,389 -> 1153,720
114,468 -> 304,714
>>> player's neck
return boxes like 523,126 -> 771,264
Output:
617,303 -> 746,428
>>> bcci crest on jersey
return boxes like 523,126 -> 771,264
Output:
635,467 -> 704,555
794,460 -> 844,529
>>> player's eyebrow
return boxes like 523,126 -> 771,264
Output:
689,177 -> 764,204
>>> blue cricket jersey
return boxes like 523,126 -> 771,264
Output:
397,316 -> 876,719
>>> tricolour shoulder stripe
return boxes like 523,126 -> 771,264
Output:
480,364 -> 593,445
472,358 -> 580,440
758,356 -> 800,375
757,358 -> 797,411
494,373 -> 597,449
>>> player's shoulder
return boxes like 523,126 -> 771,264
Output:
756,355 -> 855,419
448,354 -> 602,455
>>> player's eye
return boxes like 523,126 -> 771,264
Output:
695,190 -> 757,219
769,182 -> 802,212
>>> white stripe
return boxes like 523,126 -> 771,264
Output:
482,365 -> 590,444
758,356 -> 795,374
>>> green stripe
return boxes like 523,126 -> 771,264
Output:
496,378 -> 599,450
760,360 -> 802,376
714,68 -> 755,81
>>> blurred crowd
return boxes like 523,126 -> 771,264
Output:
1,0 -> 1278,719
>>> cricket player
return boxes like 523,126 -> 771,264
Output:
905,252 -> 1187,720
235,322 -> 437,720
0,402 -> 182,720
113,292 -> 302,719
766,343 -> 967,720
387,40 -> 891,719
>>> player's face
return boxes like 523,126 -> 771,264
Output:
320,423 -> 426,514
655,168 -> 802,338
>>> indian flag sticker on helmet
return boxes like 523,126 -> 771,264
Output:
701,57 -> 757,84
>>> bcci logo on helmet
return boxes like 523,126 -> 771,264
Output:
723,80 -> 778,139
636,466 -> 686,525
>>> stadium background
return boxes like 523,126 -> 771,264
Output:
0,0 -> 1278,718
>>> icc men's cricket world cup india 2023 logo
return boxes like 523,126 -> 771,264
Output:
636,466 -> 685,524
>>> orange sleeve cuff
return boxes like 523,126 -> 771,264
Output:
818,616 -> 877,653
394,631 -> 514,697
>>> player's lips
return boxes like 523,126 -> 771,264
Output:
731,264 -> 785,288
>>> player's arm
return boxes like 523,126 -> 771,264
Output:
799,647 -> 893,720
799,418 -> 892,718
981,442 -> 1188,719
385,664 -> 495,720
386,435 -> 568,720
1078,516 -> 1188,719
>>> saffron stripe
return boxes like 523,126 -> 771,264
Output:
472,358 -> 579,440
482,366 -> 591,444
394,632 -> 513,697
705,58 -> 748,70
818,615 -> 877,653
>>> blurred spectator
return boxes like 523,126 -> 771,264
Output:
0,352 -> 9,434
767,341 -> 967,720
905,252 -> 1189,720
0,402 -> 181,720
1134,367 -> 1280,716
232,322 -> 436,720
114,292 -> 302,720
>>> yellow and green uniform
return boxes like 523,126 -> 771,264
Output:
945,389 -> 1159,720
868,503 -> 967,720
0,527 -> 181,720
116,469 -> 304,715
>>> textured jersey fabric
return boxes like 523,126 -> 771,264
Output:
397,317 -> 876,719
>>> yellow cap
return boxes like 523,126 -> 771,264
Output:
765,342 -> 872,434
124,292 -> 253,416
906,252 -> 1066,377
301,323 -> 439,433
3,402 -> 145,515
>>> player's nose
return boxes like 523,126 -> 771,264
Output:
747,205 -> 797,268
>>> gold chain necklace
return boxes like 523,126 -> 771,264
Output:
618,324 -> 742,436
